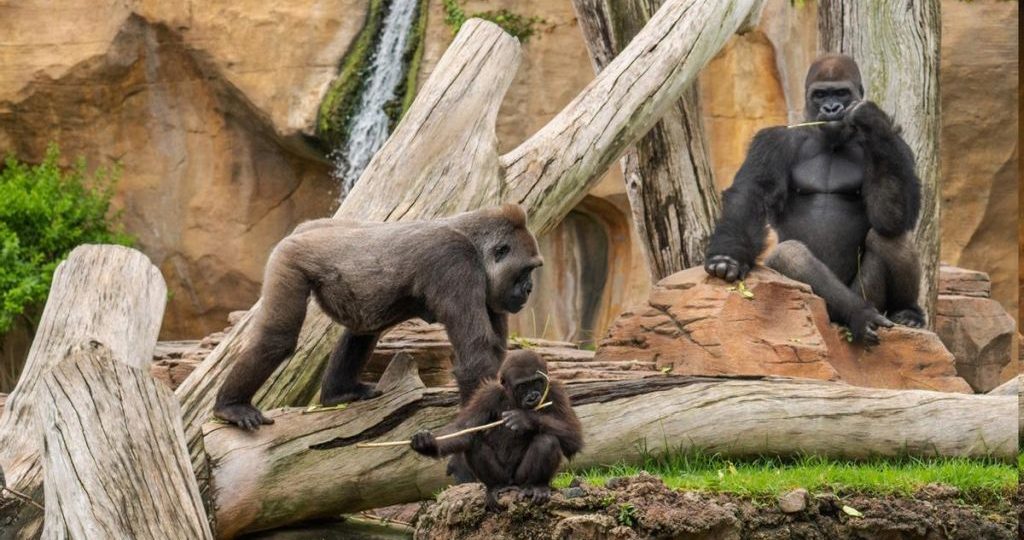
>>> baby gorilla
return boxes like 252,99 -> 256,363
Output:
410,350 -> 583,511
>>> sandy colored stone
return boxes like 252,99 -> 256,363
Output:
938,265 -> 993,298
935,295 -> 1016,392
0,394 -> 6,417
0,2 -> 360,339
938,0 -> 1019,321
699,30 -> 790,193
778,488 -> 809,514
596,267 -> 972,393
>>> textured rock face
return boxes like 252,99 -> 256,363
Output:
596,267 -> 972,393
934,265 -> 1017,392
0,2 -> 362,338
938,0 -> 1019,322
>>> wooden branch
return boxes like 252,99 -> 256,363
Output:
573,0 -> 722,277
203,366 -> 1015,537
177,0 -> 766,492
819,0 -> 942,323
504,0 -> 764,236
40,343 -> 211,539
0,245 -> 166,538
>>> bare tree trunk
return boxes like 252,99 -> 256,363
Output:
0,245 -> 167,539
203,359 -> 1016,537
176,0 -> 768,493
573,0 -> 722,279
818,0 -> 942,324
40,343 -> 211,540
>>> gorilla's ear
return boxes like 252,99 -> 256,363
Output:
500,203 -> 528,228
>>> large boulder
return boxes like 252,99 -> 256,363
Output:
596,267 -> 972,393
934,265 -> 1017,392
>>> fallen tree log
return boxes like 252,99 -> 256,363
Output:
40,343 -> 211,539
203,357 -> 1015,538
0,245 -> 167,539
177,0 -> 768,491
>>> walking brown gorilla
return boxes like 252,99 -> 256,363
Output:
705,54 -> 925,344
214,204 -> 543,430
410,350 -> 583,511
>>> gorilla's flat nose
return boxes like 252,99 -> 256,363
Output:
822,102 -> 843,115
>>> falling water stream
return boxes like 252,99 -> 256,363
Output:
331,0 -> 420,197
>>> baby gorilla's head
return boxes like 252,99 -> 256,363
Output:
499,350 -> 548,409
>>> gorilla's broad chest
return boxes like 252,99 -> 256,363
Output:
791,135 -> 865,195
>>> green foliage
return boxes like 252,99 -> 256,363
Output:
616,502 -> 637,527
555,447 -> 1017,505
442,0 -> 545,42
0,145 -> 132,334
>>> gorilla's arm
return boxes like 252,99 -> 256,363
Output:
410,382 -> 504,457
533,383 -> 583,458
424,242 -> 507,401
705,127 -> 793,281
851,101 -> 922,236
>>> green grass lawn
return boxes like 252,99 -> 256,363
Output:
555,450 -> 1018,504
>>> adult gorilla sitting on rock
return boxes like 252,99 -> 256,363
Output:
705,54 -> 925,345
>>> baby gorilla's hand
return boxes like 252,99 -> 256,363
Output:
501,410 -> 536,432
410,431 -> 440,457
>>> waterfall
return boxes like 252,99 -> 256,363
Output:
331,0 -> 419,198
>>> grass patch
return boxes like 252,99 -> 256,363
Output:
555,449 -> 1017,504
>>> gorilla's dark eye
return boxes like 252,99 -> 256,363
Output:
836,88 -> 850,97
494,244 -> 511,261
811,89 -> 826,99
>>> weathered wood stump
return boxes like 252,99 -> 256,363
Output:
40,343 -> 211,539
0,245 -> 167,539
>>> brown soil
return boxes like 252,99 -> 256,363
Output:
413,473 -> 1016,540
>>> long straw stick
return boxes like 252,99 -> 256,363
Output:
356,371 -> 552,449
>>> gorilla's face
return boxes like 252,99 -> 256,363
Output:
488,226 -> 543,314
499,351 -> 548,408
806,80 -> 862,122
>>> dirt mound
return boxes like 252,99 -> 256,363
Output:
414,474 -> 1015,540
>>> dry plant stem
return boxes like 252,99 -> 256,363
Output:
355,401 -> 553,448
2,487 -> 43,510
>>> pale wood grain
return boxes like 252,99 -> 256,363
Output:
204,367 -> 1015,537
0,245 -> 166,538
41,343 -> 211,540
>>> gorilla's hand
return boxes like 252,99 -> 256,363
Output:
411,431 -> 440,457
704,255 -> 750,283
501,409 -> 536,432
847,306 -> 894,346
846,101 -> 893,134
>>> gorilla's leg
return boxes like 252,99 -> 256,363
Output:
320,331 -> 382,405
513,434 -> 561,505
864,230 -> 925,327
767,240 -> 892,344
851,245 -> 887,311
215,243 -> 311,429
465,443 -> 512,511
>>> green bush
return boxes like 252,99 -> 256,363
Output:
442,0 -> 545,42
0,144 -> 132,334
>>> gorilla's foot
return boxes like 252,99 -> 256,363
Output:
322,382 -> 382,405
889,307 -> 926,328
520,486 -> 551,505
214,403 -> 275,431
484,488 -> 506,512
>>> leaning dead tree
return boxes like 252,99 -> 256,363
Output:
819,0 -> 942,323
573,0 -> 722,278
176,0 -> 769,491
203,356 -> 1016,537
0,245 -> 168,539
41,343 -> 211,539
